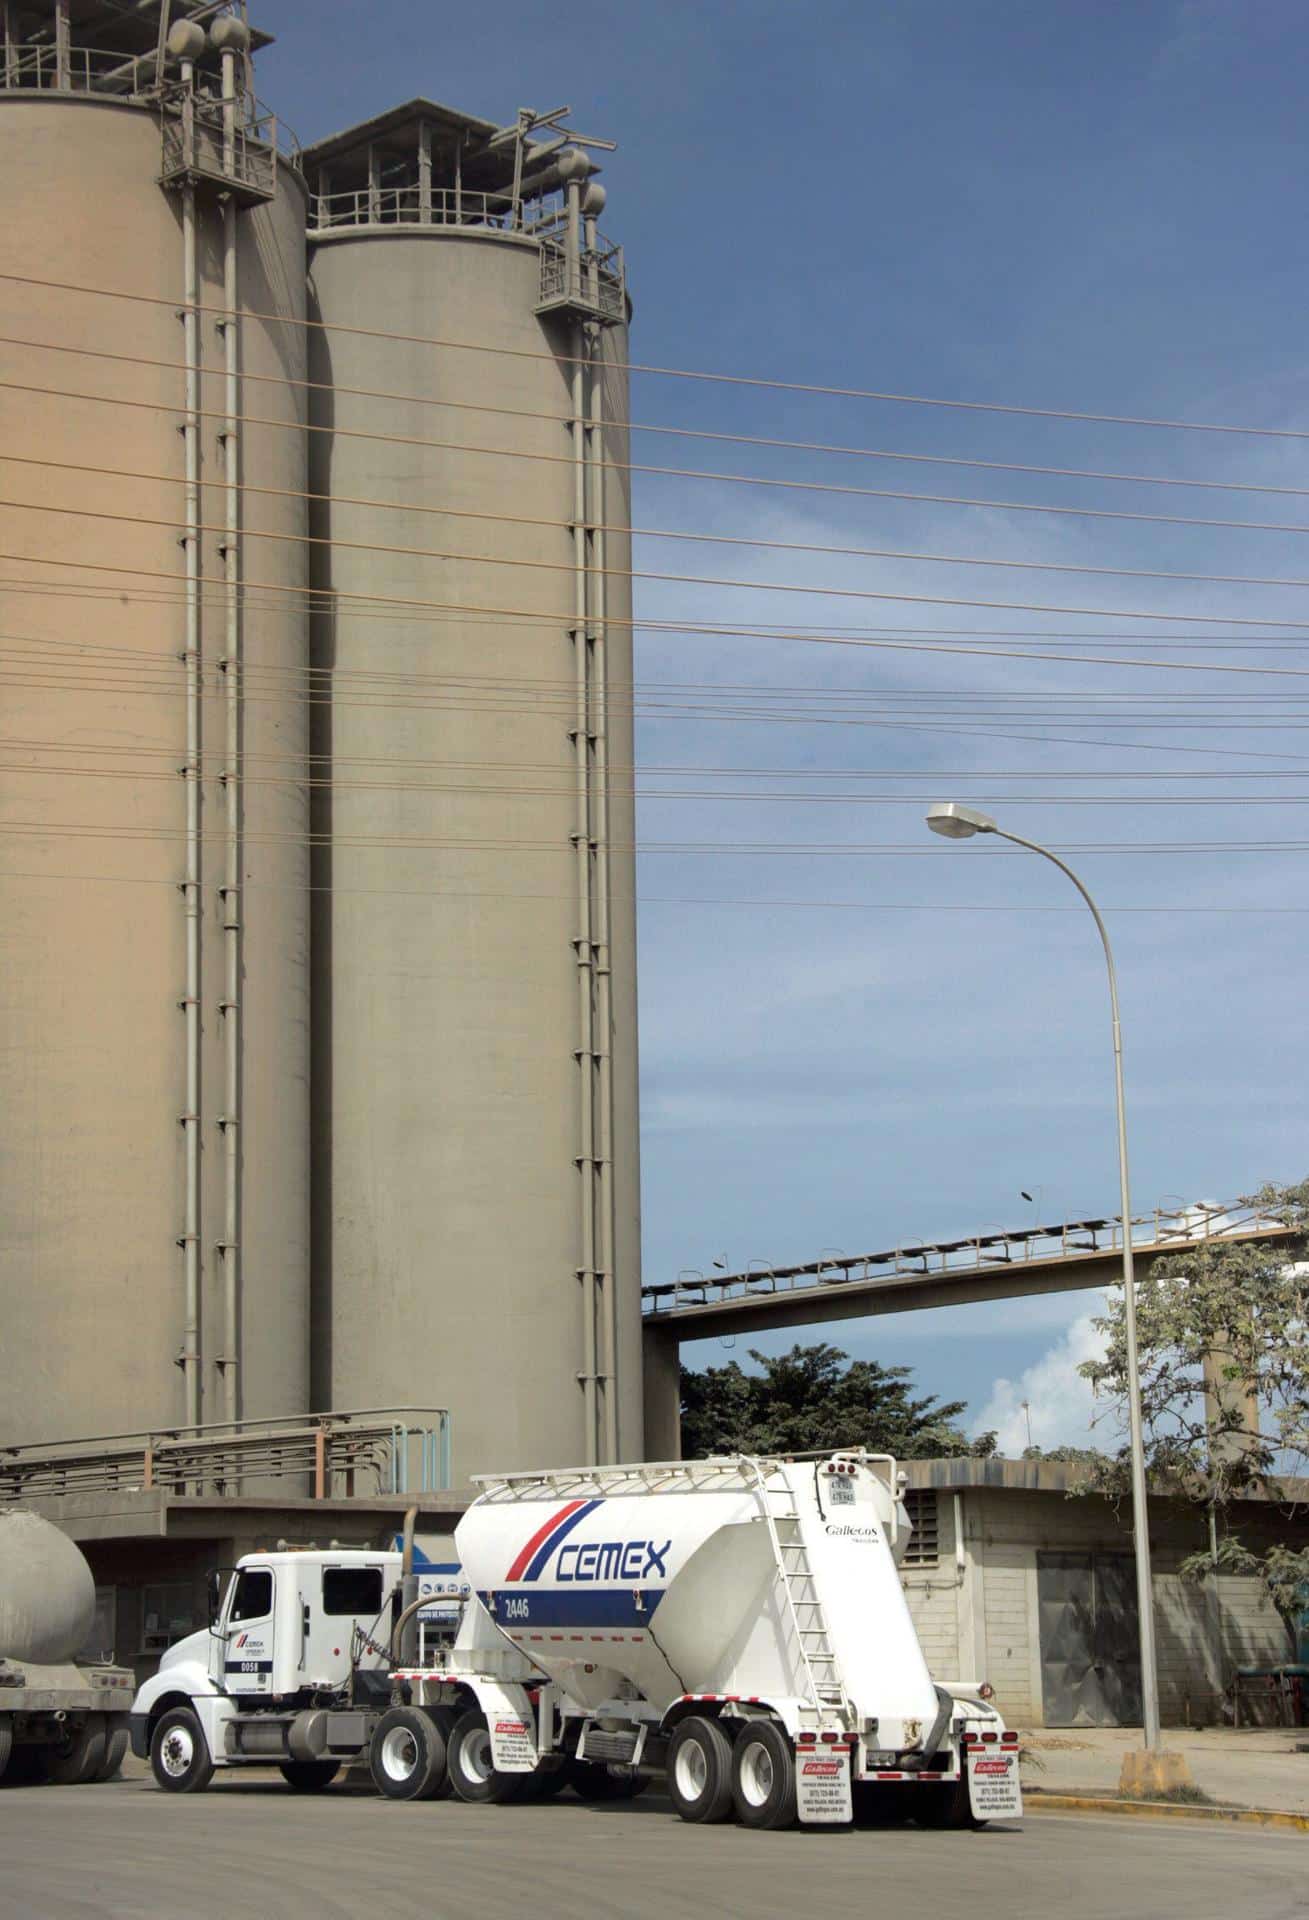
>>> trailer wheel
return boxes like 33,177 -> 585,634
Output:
369,1706 -> 445,1801
47,1714 -> 108,1786
666,1716 -> 734,1824
2,1744 -> 49,1786
280,1760 -> 341,1792
95,1728 -> 130,1783
447,1709 -> 525,1805
0,1723 -> 11,1784
150,1707 -> 214,1794
731,1720 -> 797,1830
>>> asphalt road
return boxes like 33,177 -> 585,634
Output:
0,1773 -> 1303,1919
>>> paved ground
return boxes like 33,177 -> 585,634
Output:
1022,1725 -> 1309,1812
0,1770 -> 1303,1920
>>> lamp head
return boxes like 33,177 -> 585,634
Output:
926,802 -> 997,840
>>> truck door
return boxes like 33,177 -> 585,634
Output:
298,1565 -> 387,1690
222,1566 -> 276,1697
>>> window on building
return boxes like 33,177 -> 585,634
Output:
322,1567 -> 385,1617
230,1568 -> 273,1623
902,1490 -> 940,1567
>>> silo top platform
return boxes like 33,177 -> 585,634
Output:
303,98 -> 602,237
1,3 -> 273,97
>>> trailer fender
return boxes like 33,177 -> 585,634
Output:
464,1679 -> 539,1772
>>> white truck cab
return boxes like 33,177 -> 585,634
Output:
130,1549 -> 404,1791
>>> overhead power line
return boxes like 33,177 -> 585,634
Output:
4,268 -> 1309,441
9,334 -> 1309,507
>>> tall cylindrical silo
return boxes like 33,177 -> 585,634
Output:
0,14 -> 311,1445
304,109 -> 642,1481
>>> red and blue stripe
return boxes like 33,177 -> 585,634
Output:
505,1498 -> 604,1582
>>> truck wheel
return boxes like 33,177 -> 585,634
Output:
0,1723 -> 11,1783
731,1720 -> 797,1830
369,1706 -> 445,1801
47,1714 -> 107,1786
280,1760 -> 341,1792
447,1709 -> 524,1805
149,1707 -> 214,1794
95,1727 -> 130,1783
666,1716 -> 734,1824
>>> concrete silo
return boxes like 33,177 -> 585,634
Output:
0,5 -> 311,1443
303,104 -> 643,1479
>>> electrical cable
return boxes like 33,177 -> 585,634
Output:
5,268 -> 1309,441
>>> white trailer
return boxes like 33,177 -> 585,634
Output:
131,1450 -> 1021,1829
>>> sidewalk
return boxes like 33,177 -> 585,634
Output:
1020,1725 -> 1309,1815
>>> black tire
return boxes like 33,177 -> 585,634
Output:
149,1707 -> 214,1794
369,1706 -> 445,1802
280,1759 -> 341,1792
913,1778 -> 982,1829
95,1727 -> 130,1783
47,1714 -> 107,1786
731,1720 -> 797,1830
665,1716 -> 734,1825
0,1722 -> 11,1784
446,1709 -> 526,1806
569,1759 -> 649,1802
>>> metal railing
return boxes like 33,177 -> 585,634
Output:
538,231 -> 626,321
1,42 -> 156,95
643,1201 -> 1297,1317
307,184 -> 567,233
0,1406 -> 451,1503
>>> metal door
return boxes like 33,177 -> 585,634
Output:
1037,1552 -> 1142,1726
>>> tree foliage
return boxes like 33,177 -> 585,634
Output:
680,1342 -> 997,1461
1079,1179 -> 1309,1626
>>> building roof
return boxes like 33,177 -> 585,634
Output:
301,97 -> 596,196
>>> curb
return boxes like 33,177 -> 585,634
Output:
1023,1790 -> 1309,1833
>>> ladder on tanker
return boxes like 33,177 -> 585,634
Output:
746,1460 -> 851,1728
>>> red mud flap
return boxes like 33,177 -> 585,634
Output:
966,1744 -> 1023,1821
796,1742 -> 853,1825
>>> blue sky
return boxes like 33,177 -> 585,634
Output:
261,2 -> 1309,1449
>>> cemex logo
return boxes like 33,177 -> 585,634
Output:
505,1499 -> 671,1584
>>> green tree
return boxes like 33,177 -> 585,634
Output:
1079,1178 -> 1309,1630
680,1342 -> 996,1460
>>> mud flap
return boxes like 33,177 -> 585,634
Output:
966,1745 -> 1023,1820
796,1742 -> 853,1824
474,1681 -> 539,1773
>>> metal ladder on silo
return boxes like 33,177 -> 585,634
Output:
745,1459 -> 850,1728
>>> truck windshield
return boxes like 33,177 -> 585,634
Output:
229,1569 -> 273,1623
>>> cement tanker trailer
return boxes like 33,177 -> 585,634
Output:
390,1449 -> 1021,1829
0,1509 -> 134,1784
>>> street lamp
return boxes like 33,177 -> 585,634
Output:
925,801 -> 1162,1752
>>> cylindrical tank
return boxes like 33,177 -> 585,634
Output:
0,1510 -> 95,1664
455,1457 -> 937,1736
306,218 -> 642,1479
0,80 -> 311,1441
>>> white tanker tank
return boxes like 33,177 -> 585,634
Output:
0,1510 -> 134,1784
418,1451 -> 1022,1829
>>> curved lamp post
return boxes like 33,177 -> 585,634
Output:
925,801 -> 1161,1750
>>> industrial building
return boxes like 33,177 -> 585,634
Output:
0,2 -> 642,1483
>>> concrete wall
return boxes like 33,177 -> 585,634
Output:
900,1482 -> 1300,1728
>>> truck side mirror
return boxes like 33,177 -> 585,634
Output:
207,1570 -> 223,1628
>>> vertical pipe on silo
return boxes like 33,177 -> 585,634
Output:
217,44 -> 242,1428
53,0 -> 69,89
571,304 -> 598,1465
179,69 -> 203,1430
586,297 -> 618,1465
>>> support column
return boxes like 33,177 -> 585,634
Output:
642,1325 -> 681,1460
418,118 -> 432,224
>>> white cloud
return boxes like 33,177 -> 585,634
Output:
974,1306 -> 1121,1455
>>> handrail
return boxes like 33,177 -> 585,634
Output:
643,1201 -> 1298,1317
0,1406 -> 452,1500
